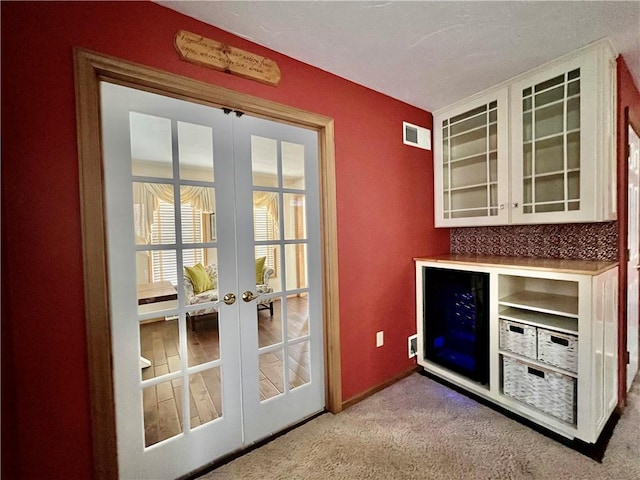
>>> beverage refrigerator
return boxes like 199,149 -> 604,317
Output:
422,267 -> 490,385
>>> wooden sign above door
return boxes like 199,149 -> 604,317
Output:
174,30 -> 281,86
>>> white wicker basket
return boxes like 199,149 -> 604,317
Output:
499,320 -> 536,359
537,329 -> 578,373
502,356 -> 576,424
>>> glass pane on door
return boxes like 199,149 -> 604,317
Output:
178,121 -> 214,182
282,141 -> 305,189
132,183 -> 176,246
255,244 -> 281,293
288,340 -> 311,390
187,315 -> 220,366
258,294 -> 282,348
259,350 -> 284,400
251,136 -> 278,188
136,249 -> 178,316
285,244 -> 308,290
284,193 -> 306,240
287,294 -> 309,340
253,191 -> 280,241
188,367 -> 222,428
143,379 -> 183,447
130,112 -> 173,178
179,186 -> 215,244
140,317 -> 181,381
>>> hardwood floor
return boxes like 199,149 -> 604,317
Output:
140,296 -> 310,447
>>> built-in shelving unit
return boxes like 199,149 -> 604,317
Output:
497,275 -> 582,425
415,255 -> 618,444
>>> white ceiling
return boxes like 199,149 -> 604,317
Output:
157,1 -> 640,113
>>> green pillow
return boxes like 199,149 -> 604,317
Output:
255,256 -> 266,284
185,263 -> 212,294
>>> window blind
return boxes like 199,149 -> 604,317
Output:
151,199 -> 204,285
254,205 -> 276,273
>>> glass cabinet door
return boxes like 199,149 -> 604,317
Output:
434,89 -> 509,227
510,49 -> 606,224
520,69 -> 581,215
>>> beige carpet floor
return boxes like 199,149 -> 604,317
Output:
198,372 -> 640,480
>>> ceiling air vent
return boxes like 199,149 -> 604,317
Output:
403,122 -> 431,150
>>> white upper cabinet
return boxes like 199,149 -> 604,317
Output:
434,89 -> 510,227
433,39 -> 617,228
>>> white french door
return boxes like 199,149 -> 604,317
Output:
628,124 -> 639,391
101,82 -> 324,479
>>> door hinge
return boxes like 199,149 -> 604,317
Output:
625,350 -> 631,365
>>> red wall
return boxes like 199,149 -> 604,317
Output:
616,56 -> 640,405
1,2 -> 449,478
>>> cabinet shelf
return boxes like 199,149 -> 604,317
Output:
522,168 -> 580,181
445,207 -> 495,215
447,149 -> 497,165
498,306 -> 578,333
449,107 -> 494,127
448,121 -> 497,141
522,129 -> 580,145
522,93 -> 580,114
499,350 -> 578,379
499,291 -> 578,318
448,181 -> 497,193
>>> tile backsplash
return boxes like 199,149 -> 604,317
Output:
450,222 -> 618,261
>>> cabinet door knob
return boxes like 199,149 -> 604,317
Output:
500,204 -> 505,209
513,202 -> 520,208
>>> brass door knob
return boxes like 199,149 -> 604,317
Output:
242,291 -> 256,302
222,293 -> 236,305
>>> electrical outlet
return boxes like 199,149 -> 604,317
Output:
408,334 -> 418,358
376,331 -> 384,347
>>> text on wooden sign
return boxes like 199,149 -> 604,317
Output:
174,30 -> 281,86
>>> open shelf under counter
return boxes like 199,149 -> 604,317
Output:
498,306 -> 578,334
499,291 -> 578,319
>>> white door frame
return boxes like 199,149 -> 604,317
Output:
74,48 -> 342,480
627,120 -> 640,391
